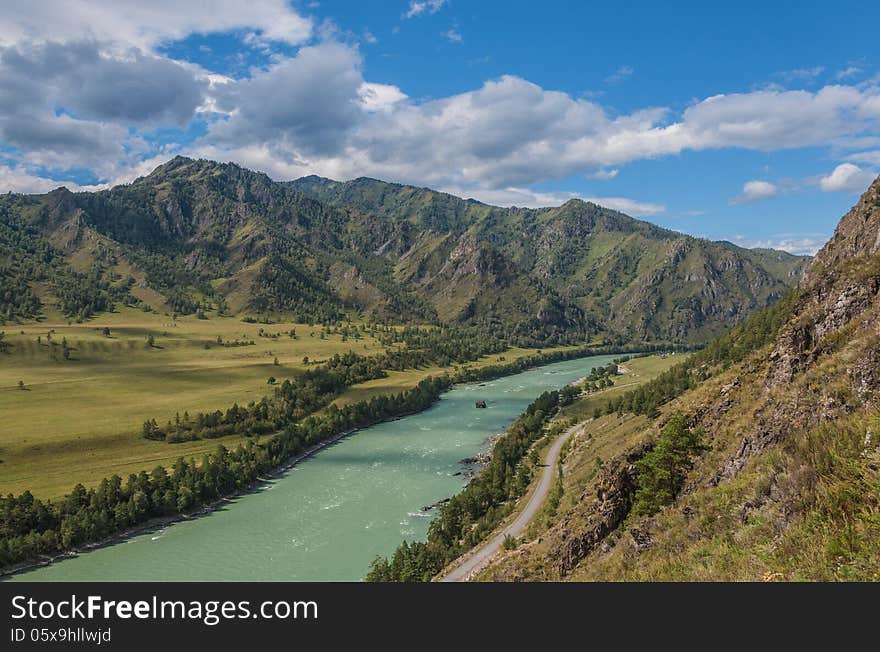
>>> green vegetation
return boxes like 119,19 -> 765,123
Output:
290,172 -> 806,343
0,154 -> 827,582
0,376 -> 450,570
632,413 -> 708,516
605,289 -> 800,417
366,390 -> 562,581
369,353 -> 682,582
1,157 -> 804,345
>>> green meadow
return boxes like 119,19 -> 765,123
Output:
0,308 -> 558,499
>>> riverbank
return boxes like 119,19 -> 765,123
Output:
0,397 -> 447,580
7,354 -> 632,582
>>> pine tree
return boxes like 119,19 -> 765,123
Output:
632,413 -> 709,516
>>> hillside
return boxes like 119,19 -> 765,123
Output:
477,176 -> 880,581
290,175 -> 808,342
1,157 -> 806,345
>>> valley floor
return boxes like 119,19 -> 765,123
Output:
0,307 -> 568,498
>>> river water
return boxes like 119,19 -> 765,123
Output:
10,354 -> 617,582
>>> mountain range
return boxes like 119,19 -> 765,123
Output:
1,156 -> 807,344
481,174 -> 880,580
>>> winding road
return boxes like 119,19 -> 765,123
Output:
437,421 -> 583,582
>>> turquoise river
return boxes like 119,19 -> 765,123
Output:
9,354 -> 618,582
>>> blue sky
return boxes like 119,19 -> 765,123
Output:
1,1 -> 880,254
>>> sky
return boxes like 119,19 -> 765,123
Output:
1,1 -> 880,254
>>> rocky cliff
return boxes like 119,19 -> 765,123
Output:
481,176 -> 880,581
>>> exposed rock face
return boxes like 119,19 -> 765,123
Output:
483,173 -> 880,581
554,442 -> 651,576
806,175 -> 880,283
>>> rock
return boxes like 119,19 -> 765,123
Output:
630,528 -> 653,552
554,441 -> 652,576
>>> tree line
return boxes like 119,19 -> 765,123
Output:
143,351 -> 389,443
603,290 -> 799,418
366,389 -> 565,582
0,205 -> 135,322
2,341 -> 669,572
0,376 -> 451,571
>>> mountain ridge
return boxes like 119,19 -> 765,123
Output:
1,157 -> 808,345
478,174 -> 880,581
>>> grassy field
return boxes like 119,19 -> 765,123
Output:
0,309 -> 566,499
559,353 -> 687,422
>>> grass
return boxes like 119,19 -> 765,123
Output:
481,344 -> 880,582
0,309 -> 568,499
450,354 -> 683,579
560,353 -> 688,422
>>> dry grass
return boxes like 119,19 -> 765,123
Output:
0,309 -> 565,499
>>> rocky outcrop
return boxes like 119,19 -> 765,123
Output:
806,175 -> 880,282
554,442 -> 651,576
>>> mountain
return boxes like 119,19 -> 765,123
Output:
289,174 -> 808,342
1,157 -> 807,345
480,176 -> 880,580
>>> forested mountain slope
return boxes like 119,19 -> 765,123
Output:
480,176 -> 880,581
1,157 -> 806,345
290,174 -> 807,342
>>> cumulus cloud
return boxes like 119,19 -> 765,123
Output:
0,164 -> 104,193
184,62 -> 880,198
588,169 -> 619,180
439,186 -> 665,216
818,163 -> 876,192
0,39 -> 204,178
730,180 -> 780,205
0,40 -> 204,125
208,42 -> 365,156
727,234 -> 826,256
3,8 -> 880,211
0,0 -> 312,49
358,83 -> 408,113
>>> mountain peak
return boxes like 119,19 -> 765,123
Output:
138,156 -> 272,187
808,174 -> 880,280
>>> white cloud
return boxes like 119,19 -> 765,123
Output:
3,11 -> 880,209
440,185 -> 665,216
0,164 -> 105,193
606,65 -> 634,83
730,180 -> 779,205
0,41 -> 205,126
444,28 -> 463,43
818,162 -> 877,192
358,82 -> 408,113
0,39 -> 205,178
588,168 -> 618,180
207,42 -> 365,156
185,66 -> 880,197
404,1 -> 446,19
0,0 -> 313,49
836,66 -> 863,80
847,150 -> 880,166
775,66 -> 825,83
726,234 -> 825,256
583,196 -> 665,217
